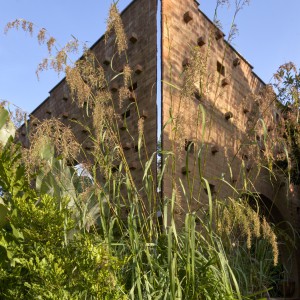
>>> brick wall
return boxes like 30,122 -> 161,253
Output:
19,0 -> 158,197
161,0 -> 300,294
161,0 -> 277,212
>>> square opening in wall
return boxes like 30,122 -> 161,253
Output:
217,61 -> 225,76
185,140 -> 194,153
129,32 -> 138,43
204,183 -> 216,195
129,82 -> 138,91
121,110 -> 130,119
194,90 -> 202,101
122,142 -> 132,150
112,165 -> 120,173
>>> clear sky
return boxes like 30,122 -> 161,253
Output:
1,0 -> 300,114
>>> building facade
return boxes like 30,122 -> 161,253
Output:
19,0 -> 300,296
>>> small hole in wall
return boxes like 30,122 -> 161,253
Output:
84,142 -> 93,151
242,153 -> 248,160
82,129 -> 88,134
217,61 -> 225,76
211,145 -> 219,154
122,142 -> 131,150
129,32 -> 138,43
233,57 -> 241,67
110,83 -> 119,92
194,90 -> 202,101
197,36 -> 206,47
222,78 -> 230,87
181,166 -> 190,175
62,113 -> 69,119
185,140 -> 194,153
103,57 -> 110,66
195,216 -> 201,224
215,29 -> 224,40
204,183 -> 215,195
183,11 -> 193,23
129,82 -> 138,91
119,121 -> 127,130
112,165 -> 120,173
129,162 -> 137,170
121,110 -> 130,119
134,64 -> 143,75
225,111 -> 233,120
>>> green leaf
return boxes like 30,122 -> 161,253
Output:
11,224 -> 24,240
0,106 -> 9,129
0,118 -> 15,147
39,139 -> 55,160
0,198 -> 9,228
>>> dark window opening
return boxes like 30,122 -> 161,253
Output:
217,61 -> 225,76
121,110 -> 131,119
204,183 -> 216,195
129,82 -> 138,91
184,140 -> 194,153
112,165 -> 120,173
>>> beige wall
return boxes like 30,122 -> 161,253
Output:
161,0 -> 300,294
161,0 -> 276,210
19,0 -> 158,193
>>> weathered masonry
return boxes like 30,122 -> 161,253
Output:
19,0 -> 300,296
20,0 -> 158,193
161,2 -> 300,296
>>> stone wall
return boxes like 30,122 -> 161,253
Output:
19,0 -> 158,194
161,0 -> 281,212
161,0 -> 300,295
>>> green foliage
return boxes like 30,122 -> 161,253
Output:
0,108 -> 125,299
273,63 -> 300,184
229,239 -> 282,297
0,106 -> 15,147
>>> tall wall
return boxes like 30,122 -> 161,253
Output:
161,0 -> 300,295
161,0 -> 269,206
19,0 -> 158,193
17,0 -> 300,295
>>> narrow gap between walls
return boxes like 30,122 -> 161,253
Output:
156,0 -> 162,216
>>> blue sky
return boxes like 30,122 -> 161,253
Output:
1,0 -> 300,113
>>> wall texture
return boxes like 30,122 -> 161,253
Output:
19,0 -> 158,196
161,0 -> 300,295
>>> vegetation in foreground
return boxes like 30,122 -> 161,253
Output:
0,1 -> 299,299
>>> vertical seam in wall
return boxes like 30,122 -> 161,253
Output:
157,0 -> 163,200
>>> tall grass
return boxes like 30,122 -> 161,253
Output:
2,0 -> 298,299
